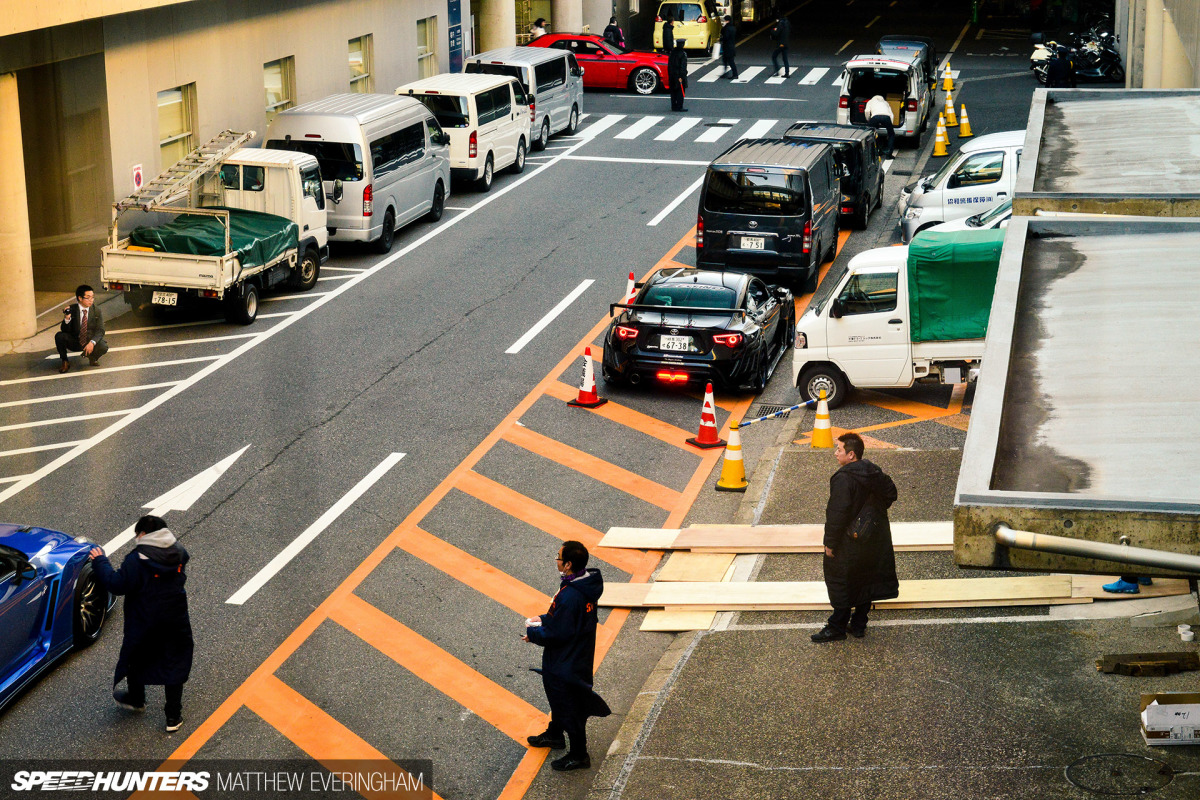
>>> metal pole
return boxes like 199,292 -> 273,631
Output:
994,524 -> 1200,575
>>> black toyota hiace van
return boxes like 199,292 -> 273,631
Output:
696,139 -> 839,293
784,122 -> 883,229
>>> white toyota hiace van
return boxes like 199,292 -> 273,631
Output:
397,73 -> 532,192
464,47 -> 584,150
265,94 -> 451,253
837,54 -> 931,146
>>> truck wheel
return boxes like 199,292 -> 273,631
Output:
373,209 -> 396,253
535,119 -> 551,151
427,180 -> 445,222
127,291 -> 154,319
475,155 -> 494,192
290,248 -> 320,291
225,283 -> 259,325
799,365 -> 848,409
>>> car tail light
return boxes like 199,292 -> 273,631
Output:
615,325 -> 639,340
200,290 -> 219,299
698,15 -> 707,22
906,98 -> 918,112
838,96 -> 849,109
107,282 -> 124,291
802,220 -> 812,254
656,371 -> 688,383
655,14 -> 663,21
469,130 -> 478,158
363,184 -> 373,216
529,100 -> 536,125
696,214 -> 704,249
841,205 -> 854,214
712,332 -> 743,347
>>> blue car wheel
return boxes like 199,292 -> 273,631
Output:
72,563 -> 107,648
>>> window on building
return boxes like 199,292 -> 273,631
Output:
158,84 -> 196,169
350,35 -> 373,93
264,57 -> 296,122
417,17 -> 439,78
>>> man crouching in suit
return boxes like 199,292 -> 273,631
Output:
56,284 -> 108,373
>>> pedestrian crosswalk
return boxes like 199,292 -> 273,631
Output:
566,114 -> 818,146
695,64 -> 843,86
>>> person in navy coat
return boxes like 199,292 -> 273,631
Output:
524,541 -> 610,771
89,515 -> 193,733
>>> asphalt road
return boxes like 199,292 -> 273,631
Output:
0,1 -> 1043,797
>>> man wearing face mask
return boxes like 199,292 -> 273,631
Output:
523,541 -> 610,771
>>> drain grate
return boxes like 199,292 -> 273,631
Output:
750,404 -> 791,419
1066,754 -> 1174,796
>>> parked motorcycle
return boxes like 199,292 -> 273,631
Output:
1031,30 -> 1123,85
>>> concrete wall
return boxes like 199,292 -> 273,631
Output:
3,0 -> 200,38
1122,0 -> 1200,87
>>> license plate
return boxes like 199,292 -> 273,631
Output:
740,236 -> 765,250
659,335 -> 692,352
151,291 -> 178,306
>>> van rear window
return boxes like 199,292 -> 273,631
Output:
466,62 -> 529,93
413,94 -> 470,128
265,139 -> 363,182
704,169 -> 807,216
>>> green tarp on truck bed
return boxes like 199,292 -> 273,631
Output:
907,228 -> 1006,343
128,207 -> 298,269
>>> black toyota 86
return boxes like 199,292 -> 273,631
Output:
601,269 -> 795,392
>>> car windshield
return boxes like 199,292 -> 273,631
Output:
704,168 -> 807,216
641,283 -> 738,309
413,94 -> 470,128
974,198 -> 1013,226
809,262 -> 848,316
924,152 -> 960,189
465,62 -> 529,93
265,139 -> 364,181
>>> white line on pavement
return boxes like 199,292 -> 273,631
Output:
505,280 -> 595,354
0,356 -> 220,387
836,39 -> 854,55
687,60 -> 713,75
655,117 -> 702,141
444,206 -> 471,211
799,67 -> 829,85
320,266 -> 365,272
316,274 -> 354,282
647,176 -> 705,227
615,116 -> 664,140
0,409 -> 134,434
0,382 -> 182,409
765,71 -> 788,85
696,123 -> 736,143
43,332 -> 257,360
226,453 -> 406,605
948,22 -> 972,55
865,15 -> 880,27
563,155 -> 710,166
738,119 -> 778,140
733,66 -> 764,84
0,474 -> 30,485
0,440 -> 85,459
108,319 -> 223,336
261,291 -> 331,303
883,158 -> 894,173
698,66 -> 724,83
578,114 -> 626,140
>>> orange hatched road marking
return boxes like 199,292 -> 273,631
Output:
329,593 -> 545,744
245,673 -> 438,800
545,381 -> 699,452
503,424 -> 683,511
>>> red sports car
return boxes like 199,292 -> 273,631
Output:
529,33 -> 669,95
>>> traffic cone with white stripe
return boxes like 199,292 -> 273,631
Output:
943,91 -> 958,127
932,113 -> 949,158
568,347 -> 608,408
623,271 -> 637,304
810,389 -> 834,449
715,421 -> 748,492
958,104 -> 974,138
942,63 -> 954,92
687,383 -> 726,449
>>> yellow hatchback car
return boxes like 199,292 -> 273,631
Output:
653,0 -> 723,54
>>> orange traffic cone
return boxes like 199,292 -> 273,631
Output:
687,383 -> 726,449
568,347 -> 608,408
623,271 -> 637,304
943,91 -> 958,126
932,114 -> 949,158
810,389 -> 834,448
958,104 -> 974,137
715,421 -> 748,492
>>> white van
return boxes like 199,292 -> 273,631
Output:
265,94 -> 451,253
397,73 -> 532,192
465,47 -> 584,150
899,130 -> 1024,242
837,54 -> 931,146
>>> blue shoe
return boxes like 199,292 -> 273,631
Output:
1102,579 -> 1140,594
1138,577 -> 1154,585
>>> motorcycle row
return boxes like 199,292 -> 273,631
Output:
1029,16 -> 1125,86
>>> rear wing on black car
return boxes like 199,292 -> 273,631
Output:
609,302 -> 748,325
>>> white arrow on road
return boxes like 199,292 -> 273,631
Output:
101,445 -> 250,552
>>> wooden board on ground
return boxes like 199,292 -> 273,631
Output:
1072,575 -> 1193,600
677,521 -> 954,553
656,552 -> 735,582
641,610 -> 718,632
599,527 -> 680,550
602,582 -> 652,608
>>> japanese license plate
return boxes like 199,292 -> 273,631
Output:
740,236 -> 765,250
659,335 -> 691,351
151,291 -> 178,306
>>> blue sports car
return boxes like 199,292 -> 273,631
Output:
0,524 -> 112,711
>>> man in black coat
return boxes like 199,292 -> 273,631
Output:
89,515 -> 194,732
524,541 -> 610,771
668,40 -> 689,112
661,13 -> 675,53
720,16 -> 739,79
1045,46 -> 1076,88
55,284 -> 108,373
770,15 -> 791,78
812,432 -> 899,643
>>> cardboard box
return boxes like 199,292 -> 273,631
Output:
1140,693 -> 1200,746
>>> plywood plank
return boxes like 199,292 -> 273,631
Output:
599,527 -> 680,550
656,552 -> 736,582
677,521 -> 954,553
601,582 -> 653,608
640,610 -> 718,631
1072,575 -> 1193,600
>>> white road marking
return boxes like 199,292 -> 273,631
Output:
696,123 -> 736,143
0,440 -> 85,458
261,291 -> 331,303
948,22 -> 971,55
108,319 -> 223,336
0,409 -> 133,433
0,474 -> 30,485
647,176 -> 705,227
738,119 -> 778,140
43,332 -> 257,360
320,266 -> 365,273
505,280 -> 595,354
0,382 -> 182,409
616,116 -> 664,140
698,66 -> 725,83
733,66 -> 764,84
865,15 -> 880,27
656,117 -> 702,141
563,155 -> 709,166
579,114 -> 626,140
444,206 -> 471,211
836,39 -> 854,55
0,356 -> 220,387
316,274 -> 354,282
976,27 -> 986,40
226,453 -> 406,605
687,60 -> 710,75
799,67 -> 829,85
883,158 -> 894,173
765,72 -> 789,85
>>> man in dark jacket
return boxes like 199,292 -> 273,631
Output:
603,17 -> 626,48
720,16 -> 739,79
89,515 -> 194,732
524,541 -> 610,771
661,14 -> 675,53
55,284 -> 108,373
770,15 -> 791,78
1045,46 -> 1076,87
812,433 -> 899,643
668,40 -> 689,111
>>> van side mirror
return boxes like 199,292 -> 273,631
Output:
332,179 -> 344,204
829,299 -> 844,319
575,67 -> 585,77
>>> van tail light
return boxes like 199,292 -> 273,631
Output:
469,130 -> 478,158
615,325 -> 639,340
802,220 -> 812,254
363,184 -> 373,217
838,96 -> 849,109
906,99 -> 918,112
712,332 -> 743,347
107,282 -> 125,292
696,214 -> 705,249
529,100 -> 536,126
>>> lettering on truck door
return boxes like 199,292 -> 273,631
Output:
826,268 -> 912,385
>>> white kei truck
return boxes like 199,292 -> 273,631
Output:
101,130 -> 329,324
791,228 -> 1005,408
